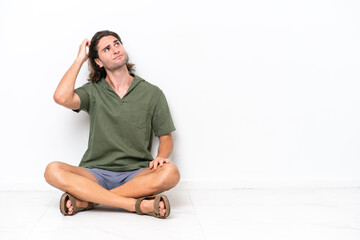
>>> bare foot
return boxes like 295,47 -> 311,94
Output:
140,199 -> 166,217
66,198 -> 89,215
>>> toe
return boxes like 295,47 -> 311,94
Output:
68,206 -> 73,214
66,199 -> 72,208
158,201 -> 165,217
66,199 -> 73,214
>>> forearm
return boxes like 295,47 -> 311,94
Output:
54,39 -> 89,105
149,134 -> 173,170
156,134 -> 173,159
53,59 -> 83,104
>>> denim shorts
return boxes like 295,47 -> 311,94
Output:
84,167 -> 147,190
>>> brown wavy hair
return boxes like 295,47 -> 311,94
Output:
88,30 -> 135,82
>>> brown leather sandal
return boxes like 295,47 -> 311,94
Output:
135,195 -> 171,219
59,192 -> 94,216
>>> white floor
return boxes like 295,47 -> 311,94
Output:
1,187 -> 360,240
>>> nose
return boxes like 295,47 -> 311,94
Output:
113,48 -> 120,55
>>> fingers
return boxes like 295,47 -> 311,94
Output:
76,39 -> 91,63
80,39 -> 90,52
156,158 -> 165,169
149,158 -> 170,170
159,158 -> 169,167
81,38 -> 90,46
85,39 -> 91,47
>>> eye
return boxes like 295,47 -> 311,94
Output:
115,42 -> 120,47
104,47 -> 109,52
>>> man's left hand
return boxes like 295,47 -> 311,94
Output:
149,157 -> 169,170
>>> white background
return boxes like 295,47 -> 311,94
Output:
0,0 -> 359,190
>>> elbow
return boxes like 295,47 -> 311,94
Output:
53,92 -> 68,106
53,92 -> 61,104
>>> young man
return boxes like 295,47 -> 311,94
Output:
44,30 -> 180,219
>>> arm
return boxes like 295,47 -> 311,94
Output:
149,133 -> 174,170
53,39 -> 90,110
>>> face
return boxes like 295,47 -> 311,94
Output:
94,35 -> 129,71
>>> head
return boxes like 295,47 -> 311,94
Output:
88,30 -> 135,82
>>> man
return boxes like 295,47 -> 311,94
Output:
44,30 -> 180,219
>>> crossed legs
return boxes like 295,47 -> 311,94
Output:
44,161 -> 180,216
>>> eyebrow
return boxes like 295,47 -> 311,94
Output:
102,40 -> 120,52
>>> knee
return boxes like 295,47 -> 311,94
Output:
167,163 -> 181,187
44,161 -> 65,185
154,162 -> 181,191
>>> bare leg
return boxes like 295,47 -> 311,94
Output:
109,162 -> 181,198
109,162 -> 180,216
45,162 -> 137,213
44,161 -> 180,216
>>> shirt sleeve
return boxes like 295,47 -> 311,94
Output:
152,89 -> 176,137
73,83 -> 92,113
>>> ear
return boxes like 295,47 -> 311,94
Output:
94,58 -> 103,68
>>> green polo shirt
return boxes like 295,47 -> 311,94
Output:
73,73 -> 176,172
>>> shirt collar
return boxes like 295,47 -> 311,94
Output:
98,72 -> 141,94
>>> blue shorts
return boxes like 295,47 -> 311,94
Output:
84,167 -> 147,190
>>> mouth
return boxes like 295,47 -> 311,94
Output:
113,54 -> 123,60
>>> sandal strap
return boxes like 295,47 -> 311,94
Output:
153,195 -> 161,216
60,193 -> 94,215
135,196 -> 156,215
135,197 -> 145,215
86,202 -> 95,210
155,195 -> 170,218
135,195 -> 170,218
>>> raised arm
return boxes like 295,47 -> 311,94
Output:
53,39 -> 90,110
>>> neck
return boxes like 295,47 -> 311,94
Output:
105,66 -> 133,90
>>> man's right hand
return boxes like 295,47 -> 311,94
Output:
76,39 -> 91,64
